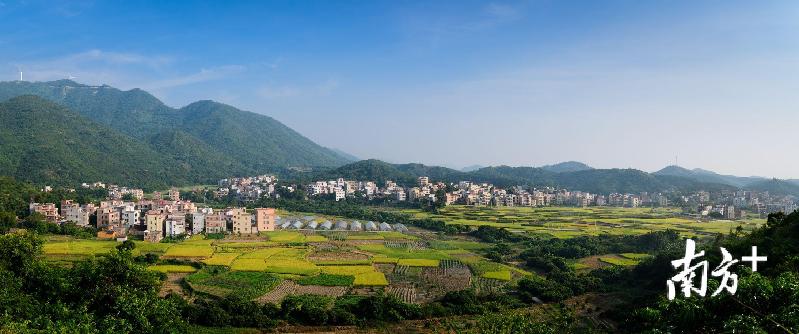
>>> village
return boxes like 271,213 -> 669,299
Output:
26,172 -> 797,245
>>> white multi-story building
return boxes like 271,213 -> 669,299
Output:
120,205 -> 140,229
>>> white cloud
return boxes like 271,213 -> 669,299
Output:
144,65 -> 245,90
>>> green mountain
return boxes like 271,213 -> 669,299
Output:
745,178 -> 799,197
540,161 -> 593,173
314,159 -> 738,194
0,80 -> 351,171
0,95 -> 211,189
654,165 -> 765,188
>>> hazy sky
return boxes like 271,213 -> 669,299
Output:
1,1 -> 798,178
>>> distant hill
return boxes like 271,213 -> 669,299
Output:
0,95 -> 211,189
654,165 -> 765,188
745,178 -> 799,197
329,148 -> 359,162
313,159 -> 416,185
540,161 -> 593,173
0,80 -> 351,171
313,159 -> 739,194
460,165 -> 484,172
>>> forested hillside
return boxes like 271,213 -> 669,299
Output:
0,80 -> 352,174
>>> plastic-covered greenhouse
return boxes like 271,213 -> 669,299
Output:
306,221 -> 319,229
320,221 -> 333,230
379,222 -> 392,231
335,221 -> 348,230
365,221 -> 377,231
394,223 -> 409,232
350,221 -> 362,231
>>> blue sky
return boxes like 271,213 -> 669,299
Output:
1,1 -> 798,178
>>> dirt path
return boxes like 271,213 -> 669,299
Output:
159,273 -> 189,298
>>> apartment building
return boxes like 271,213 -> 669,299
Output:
205,212 -> 228,234
231,208 -> 254,234
29,203 -> 59,223
254,208 -> 276,232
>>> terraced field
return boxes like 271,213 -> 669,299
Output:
388,205 -> 763,238
42,213 -> 535,305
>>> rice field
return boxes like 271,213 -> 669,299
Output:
387,205 -> 763,238
163,244 -> 214,258
357,244 -> 451,260
202,253 -> 242,266
600,255 -> 645,266
353,272 -> 389,286
397,259 -> 440,267
43,240 -> 116,256
148,265 -> 199,273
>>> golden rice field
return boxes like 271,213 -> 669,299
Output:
387,205 -> 764,238
147,265 -> 199,273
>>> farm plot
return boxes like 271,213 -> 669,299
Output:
386,287 -> 417,304
261,231 -> 305,242
133,241 -> 173,255
386,205 -> 762,238
187,267 -> 281,299
264,248 -> 319,275
599,254 -> 641,266
257,280 -> 347,304
318,265 -> 388,286
147,265 -> 198,273
43,240 -> 117,256
459,256 -> 529,281
163,243 -> 214,258
296,274 -> 354,286
397,259 -> 440,267
202,252 -> 241,266
357,244 -> 451,260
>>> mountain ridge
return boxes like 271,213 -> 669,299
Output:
0,80 -> 352,171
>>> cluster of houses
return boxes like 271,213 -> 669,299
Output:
30,190 -> 279,242
304,176 -> 672,209
302,176 -> 798,220
306,178 -> 410,201
685,190 -> 796,218
213,175 -> 277,202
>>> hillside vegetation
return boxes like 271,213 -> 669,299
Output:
0,80 -> 352,183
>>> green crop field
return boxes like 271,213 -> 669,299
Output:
187,267 -> 281,298
296,274 -> 354,286
148,265 -> 198,273
202,253 -> 241,266
353,272 -> 389,286
320,265 -> 376,276
357,244 -> 451,260
600,255 -> 644,266
384,205 -> 764,238
397,259 -> 440,267
163,243 -> 214,258
43,240 -> 116,256
261,231 -> 305,242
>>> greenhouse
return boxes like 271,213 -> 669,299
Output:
350,221 -> 363,231
320,221 -> 333,230
290,221 -> 304,229
378,222 -> 392,231
365,221 -> 377,231
306,221 -> 319,229
394,224 -> 408,232
335,221 -> 348,230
